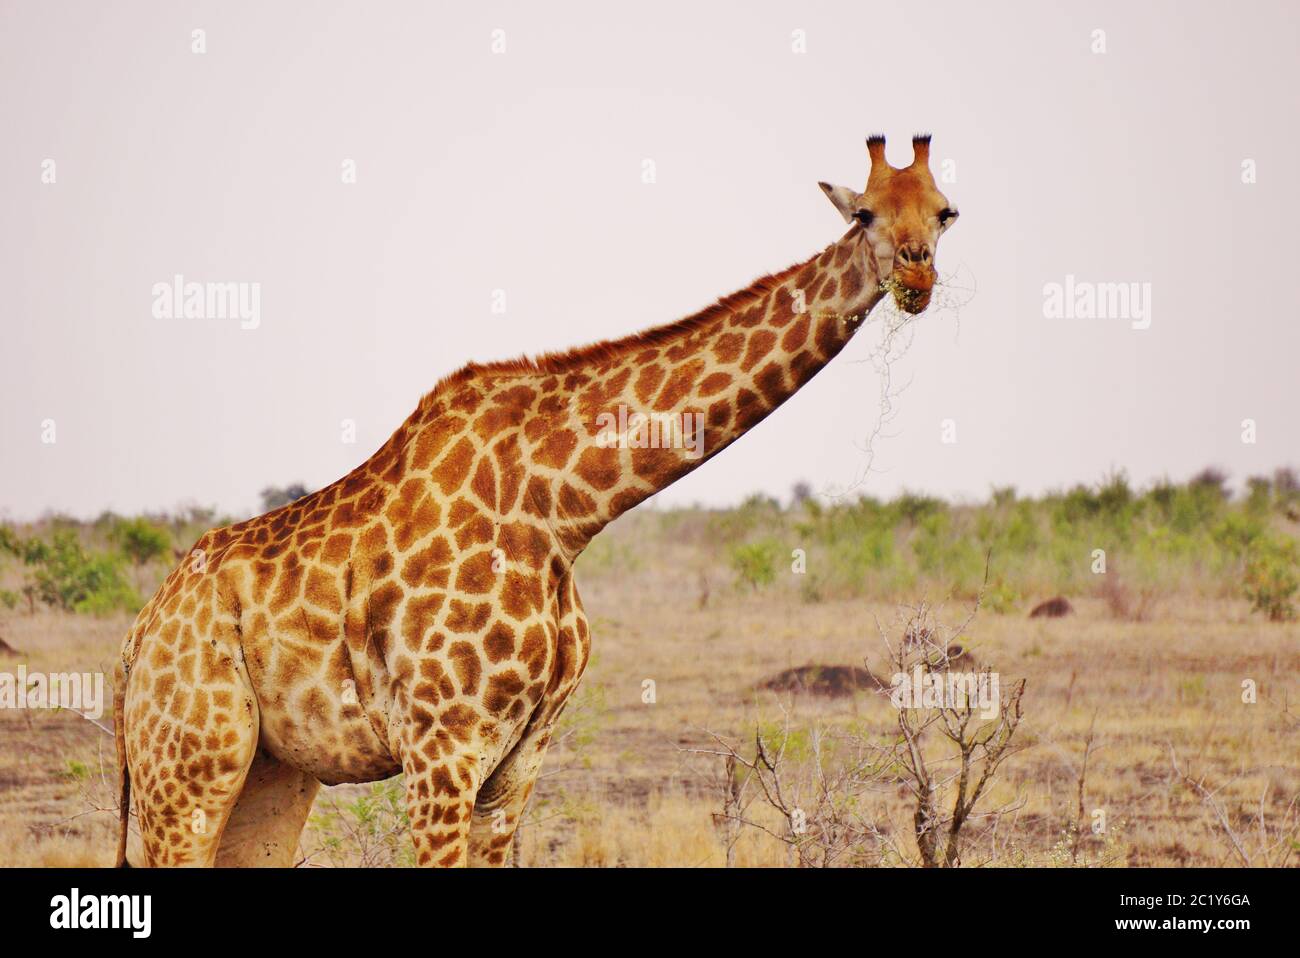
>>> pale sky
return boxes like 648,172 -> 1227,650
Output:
3,0 -> 1297,521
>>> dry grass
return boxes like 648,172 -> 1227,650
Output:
2,516 -> 1298,867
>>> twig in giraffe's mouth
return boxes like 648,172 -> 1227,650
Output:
885,276 -> 932,315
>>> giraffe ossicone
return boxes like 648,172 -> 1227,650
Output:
114,134 -> 959,867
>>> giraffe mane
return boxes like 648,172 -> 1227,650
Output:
417,254 -> 816,409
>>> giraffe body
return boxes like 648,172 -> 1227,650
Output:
116,456 -> 590,866
115,134 -> 958,866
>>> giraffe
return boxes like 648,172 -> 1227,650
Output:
114,133 -> 959,867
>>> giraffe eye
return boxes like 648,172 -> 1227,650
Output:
938,208 -> 958,226
854,209 -> 874,227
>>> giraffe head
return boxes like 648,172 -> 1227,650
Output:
820,133 -> 959,314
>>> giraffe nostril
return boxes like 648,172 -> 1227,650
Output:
897,245 -> 931,268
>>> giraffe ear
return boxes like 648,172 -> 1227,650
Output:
818,182 -> 861,224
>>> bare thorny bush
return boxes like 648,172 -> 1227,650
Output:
689,590 -> 1028,867
695,713 -> 886,868
886,602 -> 1028,866
1168,744 -> 1300,868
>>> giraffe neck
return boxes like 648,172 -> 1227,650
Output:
396,229 -> 882,565
534,227 -> 884,556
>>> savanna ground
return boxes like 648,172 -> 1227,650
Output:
1,471 -> 1298,867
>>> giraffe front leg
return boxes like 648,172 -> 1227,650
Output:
467,721 -> 554,867
403,749 -> 481,867
466,573 -> 590,867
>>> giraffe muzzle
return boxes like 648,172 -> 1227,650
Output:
889,263 -> 936,314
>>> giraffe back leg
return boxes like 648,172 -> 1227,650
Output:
123,619 -> 260,867
214,748 -> 320,866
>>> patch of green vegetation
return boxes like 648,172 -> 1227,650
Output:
308,778 -> 414,868
708,492 -> 783,542
0,528 -> 139,615
1244,535 -> 1298,622
553,680 -> 608,765
755,722 -> 815,764
574,533 -> 643,577
107,517 -> 172,566
703,470 -> 1297,610
1177,674 -> 1209,703
983,579 -> 1021,615
729,538 -> 783,590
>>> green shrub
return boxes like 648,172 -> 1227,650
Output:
976,501 -> 1039,555
984,579 -> 1021,614
730,539 -> 781,590
890,492 -> 945,525
911,512 -> 984,593
109,517 -> 172,566
705,494 -> 779,545
1211,511 -> 1266,558
1053,484 -> 1103,525
1096,470 -> 1134,515
308,778 -> 413,867
1244,536 -> 1298,622
20,530 -> 140,615
1244,477 -> 1273,515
